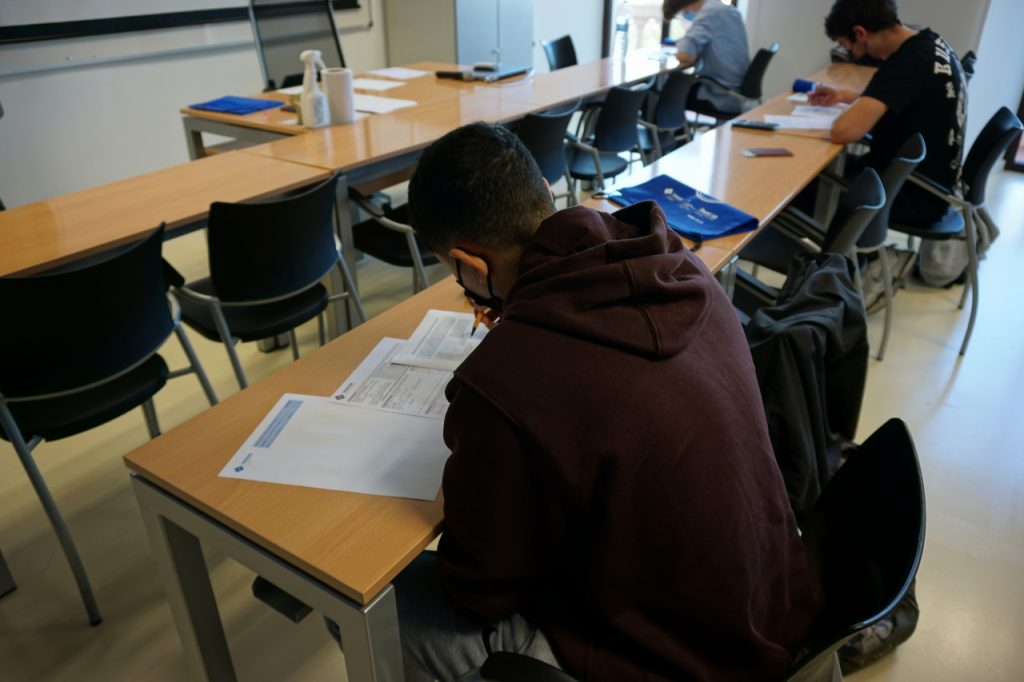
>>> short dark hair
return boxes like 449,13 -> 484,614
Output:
408,122 -> 554,253
662,0 -> 701,22
825,0 -> 901,41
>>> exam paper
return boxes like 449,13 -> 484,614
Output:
352,78 -> 405,91
392,310 -> 485,371
764,114 -> 835,130
792,104 -> 848,120
353,94 -> 418,114
366,67 -> 431,80
333,338 -> 450,419
220,394 -> 448,500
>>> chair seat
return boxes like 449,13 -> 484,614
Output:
740,224 -> 816,274
1,356 -> 169,442
352,204 -> 440,268
175,278 -> 328,343
566,149 -> 630,181
889,206 -> 965,240
686,95 -> 742,122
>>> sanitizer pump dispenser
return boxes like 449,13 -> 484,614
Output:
299,49 -> 330,128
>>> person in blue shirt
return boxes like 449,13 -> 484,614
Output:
663,0 -> 750,114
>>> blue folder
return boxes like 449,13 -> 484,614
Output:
610,175 -> 758,241
189,96 -> 284,115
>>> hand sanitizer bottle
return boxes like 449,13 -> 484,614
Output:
299,49 -> 330,128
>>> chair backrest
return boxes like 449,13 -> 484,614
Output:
651,70 -> 697,130
739,42 -> 780,100
821,168 -> 885,257
786,418 -> 925,681
541,35 -> 578,71
593,85 -> 650,153
206,173 -> 341,304
249,0 -> 346,91
960,50 -> 977,82
858,133 -> 926,249
0,226 -> 174,399
961,106 -> 1023,205
512,105 -> 577,184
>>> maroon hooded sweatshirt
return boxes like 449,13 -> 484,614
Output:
437,203 -> 822,680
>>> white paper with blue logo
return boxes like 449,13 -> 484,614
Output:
612,175 -> 758,241
218,393 -> 447,500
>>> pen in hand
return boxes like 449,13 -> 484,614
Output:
471,309 -> 485,337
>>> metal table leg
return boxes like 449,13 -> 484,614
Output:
131,476 -> 404,681
327,174 -> 359,339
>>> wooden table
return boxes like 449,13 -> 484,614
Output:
0,152 -> 330,277
584,63 -> 876,281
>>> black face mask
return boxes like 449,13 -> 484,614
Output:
454,257 -> 504,313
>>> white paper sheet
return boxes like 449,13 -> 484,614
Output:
219,394 -> 448,500
366,67 -> 432,80
353,94 -> 418,114
787,93 -> 810,103
352,78 -> 405,91
392,310 -> 485,371
277,85 -> 304,95
764,114 -> 835,130
791,104 -> 848,120
332,338 -> 450,419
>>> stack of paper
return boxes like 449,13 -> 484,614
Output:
352,78 -> 406,92
353,94 -> 418,114
219,310 -> 486,500
366,67 -> 431,80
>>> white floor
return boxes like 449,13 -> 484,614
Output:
1,170 -> 1022,681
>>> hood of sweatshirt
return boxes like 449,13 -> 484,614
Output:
503,202 -> 717,360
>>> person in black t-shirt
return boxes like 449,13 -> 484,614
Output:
811,0 -> 967,224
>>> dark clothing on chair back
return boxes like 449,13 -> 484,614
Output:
745,253 -> 869,520
862,28 -> 966,222
437,204 -> 822,680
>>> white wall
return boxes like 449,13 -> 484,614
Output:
532,0 -> 605,71
963,0 -> 1024,149
743,0 -> 835,99
895,0 -> 988,56
0,1 -> 386,207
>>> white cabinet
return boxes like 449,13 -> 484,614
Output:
384,0 -> 534,68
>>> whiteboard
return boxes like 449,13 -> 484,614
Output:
0,1 -> 249,26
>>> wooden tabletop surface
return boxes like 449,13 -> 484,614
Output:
124,280 -> 467,605
0,152 -> 330,277
239,55 -> 678,173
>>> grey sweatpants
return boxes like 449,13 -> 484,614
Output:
393,552 -> 563,681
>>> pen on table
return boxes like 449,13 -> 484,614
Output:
471,309 -> 485,337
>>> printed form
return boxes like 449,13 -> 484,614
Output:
219,394 -> 448,500
392,309 -> 486,371
332,337 -> 450,418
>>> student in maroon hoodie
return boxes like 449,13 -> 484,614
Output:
394,122 -> 823,681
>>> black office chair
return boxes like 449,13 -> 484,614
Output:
249,0 -> 346,91
0,548 -> 13,598
541,35 -> 578,71
566,84 -> 650,191
889,107 -> 1023,355
0,225 -> 218,625
960,50 -> 976,84
478,418 -> 925,682
688,42 -> 780,126
638,70 -> 697,162
173,173 -> 365,389
348,194 -> 440,295
740,136 -> 925,360
784,418 -> 925,681
511,103 -> 580,206
734,168 -> 886,318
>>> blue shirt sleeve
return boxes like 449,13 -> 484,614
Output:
679,14 -> 713,58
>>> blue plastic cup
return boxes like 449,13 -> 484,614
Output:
792,78 -> 818,93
